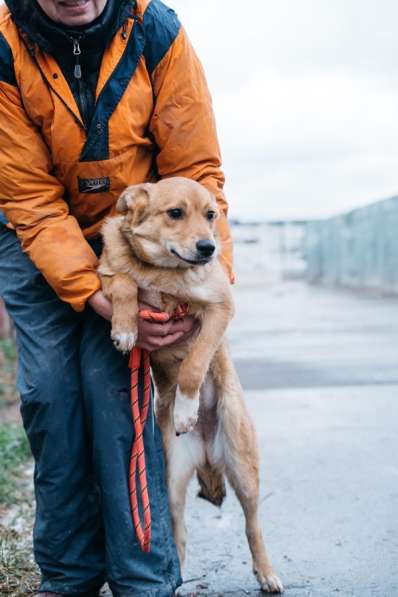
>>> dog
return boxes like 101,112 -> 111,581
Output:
98,177 -> 283,594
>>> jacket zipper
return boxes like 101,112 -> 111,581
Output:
25,43 -> 86,132
72,38 -> 82,79
71,37 -> 90,128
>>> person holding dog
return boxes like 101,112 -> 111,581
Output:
0,0 -> 233,595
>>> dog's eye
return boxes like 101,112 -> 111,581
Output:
167,208 -> 184,220
206,210 -> 217,221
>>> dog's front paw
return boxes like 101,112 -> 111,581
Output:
256,570 -> 284,594
174,387 -> 199,435
111,329 -> 137,353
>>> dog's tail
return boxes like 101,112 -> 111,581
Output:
197,463 -> 226,507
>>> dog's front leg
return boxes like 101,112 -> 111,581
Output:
101,273 -> 139,353
174,300 -> 233,434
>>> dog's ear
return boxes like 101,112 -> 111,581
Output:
116,184 -> 152,225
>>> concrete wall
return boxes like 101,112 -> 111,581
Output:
306,196 -> 398,294
232,221 -> 307,282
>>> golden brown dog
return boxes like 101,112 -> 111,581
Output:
99,177 -> 283,594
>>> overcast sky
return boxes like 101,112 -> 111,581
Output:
168,0 -> 398,221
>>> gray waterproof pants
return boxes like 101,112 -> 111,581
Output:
0,226 -> 181,596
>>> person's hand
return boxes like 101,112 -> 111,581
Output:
89,291 -> 196,352
136,302 -> 197,352
88,290 -> 113,321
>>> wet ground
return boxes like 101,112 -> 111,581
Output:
178,275 -> 398,596
2,262 -> 397,596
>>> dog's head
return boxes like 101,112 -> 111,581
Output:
117,177 -> 220,268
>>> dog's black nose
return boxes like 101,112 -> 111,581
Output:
196,240 -> 216,257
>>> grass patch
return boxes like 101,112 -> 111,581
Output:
0,337 -> 31,505
0,339 -> 16,363
0,339 -> 18,409
0,424 -> 31,505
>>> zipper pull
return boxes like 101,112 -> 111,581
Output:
72,38 -> 82,79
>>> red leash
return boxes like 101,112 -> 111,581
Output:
128,346 -> 152,552
128,304 -> 189,552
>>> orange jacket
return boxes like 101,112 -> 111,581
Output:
0,0 -> 233,311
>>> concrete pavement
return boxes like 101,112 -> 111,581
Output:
231,279 -> 398,390
177,278 -> 398,596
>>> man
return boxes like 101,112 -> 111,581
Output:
0,0 -> 233,595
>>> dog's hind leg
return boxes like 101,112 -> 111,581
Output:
218,387 -> 283,593
210,347 -> 283,593
222,424 -> 284,594
166,432 -> 205,567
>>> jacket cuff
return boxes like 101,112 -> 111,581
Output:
68,274 -> 102,312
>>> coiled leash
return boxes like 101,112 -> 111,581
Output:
128,304 -> 189,552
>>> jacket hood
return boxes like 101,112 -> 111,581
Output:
4,0 -> 135,52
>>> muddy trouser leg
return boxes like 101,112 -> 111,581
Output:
0,228 -> 181,596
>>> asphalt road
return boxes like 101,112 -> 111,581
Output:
177,279 -> 398,596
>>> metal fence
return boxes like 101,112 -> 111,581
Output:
306,196 -> 398,294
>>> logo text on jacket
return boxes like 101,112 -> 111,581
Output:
78,176 -> 110,194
